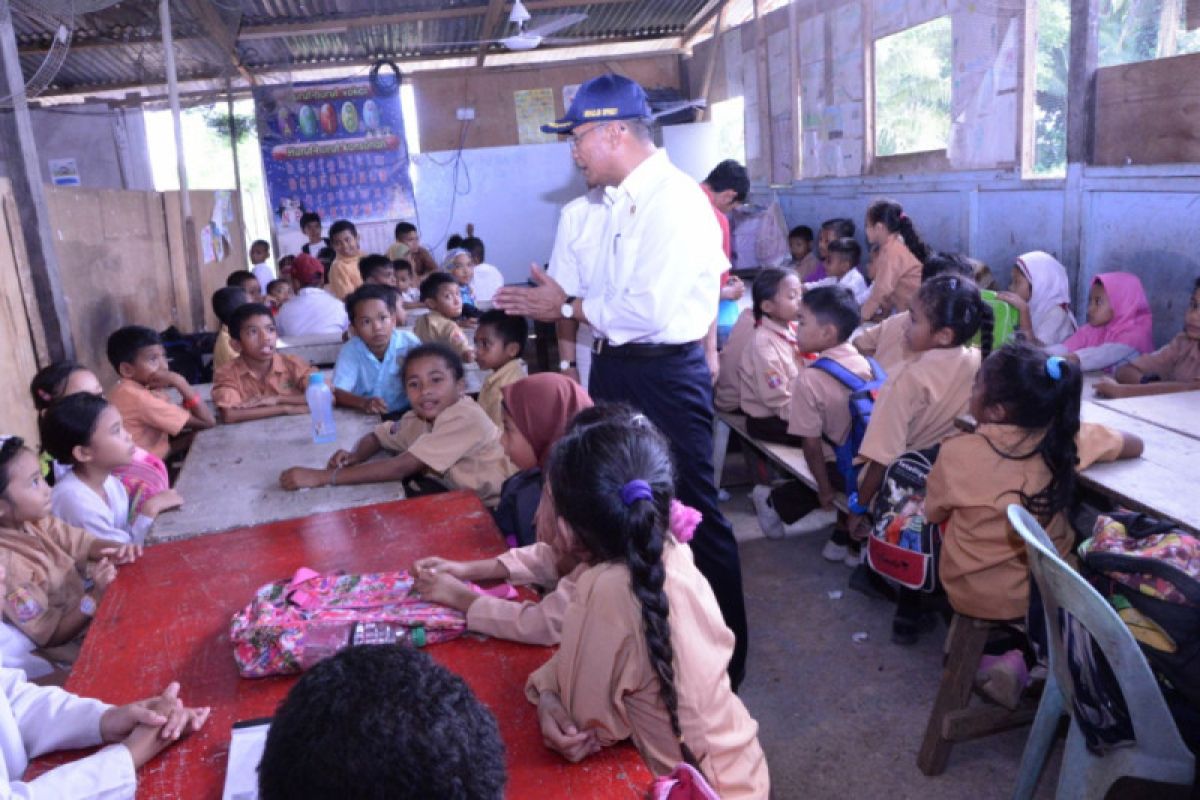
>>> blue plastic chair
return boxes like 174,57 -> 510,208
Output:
1007,505 -> 1195,799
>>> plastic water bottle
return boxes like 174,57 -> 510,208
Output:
306,373 -> 337,444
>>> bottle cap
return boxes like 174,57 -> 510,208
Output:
412,625 -> 426,647
308,372 -> 325,385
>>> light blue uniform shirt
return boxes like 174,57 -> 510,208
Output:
332,329 -> 421,413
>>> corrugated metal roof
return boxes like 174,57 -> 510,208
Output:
12,0 -> 707,97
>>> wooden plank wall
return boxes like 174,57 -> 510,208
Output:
1094,51 -> 1200,166
0,179 -> 42,444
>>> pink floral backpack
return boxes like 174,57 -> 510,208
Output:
230,567 -> 466,678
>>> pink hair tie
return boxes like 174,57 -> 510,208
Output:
669,499 -> 702,543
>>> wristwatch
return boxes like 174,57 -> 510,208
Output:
560,295 -> 577,319
559,360 -> 577,371
79,594 -> 97,617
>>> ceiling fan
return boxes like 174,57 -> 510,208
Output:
466,0 -> 589,52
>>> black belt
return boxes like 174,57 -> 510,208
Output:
591,339 -> 699,358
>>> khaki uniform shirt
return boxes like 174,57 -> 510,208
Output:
212,326 -> 237,371
737,318 -> 804,421
860,236 -> 922,321
715,309 -> 755,412
927,422 -> 1125,620
476,359 -> 527,429
787,342 -> 874,460
1128,332 -> 1200,382
372,396 -> 514,507
414,311 -> 473,361
108,380 -> 191,461
211,353 -> 315,409
852,311 -> 917,373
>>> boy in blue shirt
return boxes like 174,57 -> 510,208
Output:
332,285 -> 420,417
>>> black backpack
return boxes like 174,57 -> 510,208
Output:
864,446 -> 942,592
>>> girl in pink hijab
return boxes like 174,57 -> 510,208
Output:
1047,272 -> 1154,372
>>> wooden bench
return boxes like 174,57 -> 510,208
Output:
713,410 -> 849,512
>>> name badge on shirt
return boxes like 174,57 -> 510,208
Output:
6,585 -> 44,623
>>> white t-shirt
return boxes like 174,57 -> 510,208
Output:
51,470 -> 152,546
804,269 -> 871,306
252,262 -> 276,294
276,287 -> 350,337
470,263 -> 506,305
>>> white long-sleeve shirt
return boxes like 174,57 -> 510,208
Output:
1,664 -> 136,799
581,150 -> 726,345
50,472 -> 151,546
803,269 -> 871,306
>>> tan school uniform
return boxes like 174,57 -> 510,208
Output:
525,537 -> 770,798
327,255 -> 363,300
211,352 -> 315,409
715,309 -> 755,413
476,358 -> 527,429
927,422 -> 1126,620
787,342 -> 874,460
107,379 -> 192,461
852,311 -> 917,374
414,311 -> 474,361
857,345 -> 980,472
860,235 -> 922,321
737,317 -> 804,421
373,396 -> 514,507
0,516 -> 100,663
213,325 -> 238,370
1127,332 -> 1200,382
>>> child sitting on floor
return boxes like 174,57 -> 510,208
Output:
1,556 -> 210,795
521,415 -> 770,797
225,270 -> 263,304
211,286 -> 250,371
751,286 -> 873,546
332,285 -> 420,417
30,362 -> 172,514
106,326 -> 215,461
737,268 -> 805,445
860,199 -> 931,322
265,278 -> 292,314
474,310 -> 528,429
257,645 -> 504,800
326,219 -> 363,300
926,340 -> 1142,706
211,303 -> 315,423
1100,276 -> 1200,398
997,251 -> 1077,347
0,436 -> 140,664
1047,272 -> 1153,372
44,394 -> 182,545
279,344 -> 512,506
804,237 -> 869,305
414,272 -> 475,363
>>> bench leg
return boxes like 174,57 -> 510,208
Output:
917,615 -> 991,776
712,418 -> 731,488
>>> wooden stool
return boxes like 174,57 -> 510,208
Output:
917,614 -> 1040,776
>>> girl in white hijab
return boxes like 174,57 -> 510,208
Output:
998,251 -> 1077,346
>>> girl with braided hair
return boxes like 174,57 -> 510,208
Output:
524,414 -> 768,798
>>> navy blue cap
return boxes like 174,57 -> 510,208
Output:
541,74 -> 652,135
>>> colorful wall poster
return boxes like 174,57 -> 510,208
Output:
514,87 -> 557,145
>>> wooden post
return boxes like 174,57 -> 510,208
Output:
1016,0 -> 1038,175
0,0 -> 74,363
698,0 -> 731,120
1062,0 -> 1099,301
160,0 -> 205,330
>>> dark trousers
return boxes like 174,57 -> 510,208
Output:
769,462 -> 845,524
591,344 -> 749,689
745,414 -> 806,448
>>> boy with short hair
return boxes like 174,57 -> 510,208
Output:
394,222 -> 438,279
752,286 -> 872,547
265,279 -> 292,314
473,309 -> 528,428
280,343 -> 513,507
211,304 -> 315,424
226,270 -> 263,304
414,272 -> 474,363
461,235 -> 505,304
394,259 -> 421,308
257,644 -> 505,800
275,254 -> 350,338
788,225 -> 817,278
333,285 -> 421,417
211,286 -> 249,370
249,239 -> 274,293
299,211 -> 326,256
107,326 -> 216,460
358,254 -> 396,287
805,237 -> 870,305
814,218 -> 856,281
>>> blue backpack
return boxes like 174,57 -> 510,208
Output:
808,356 -> 887,493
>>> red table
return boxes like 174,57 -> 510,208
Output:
31,492 -> 651,798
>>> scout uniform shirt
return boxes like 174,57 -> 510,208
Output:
0,516 -> 100,663
525,537 -> 770,799
715,309 -> 755,413
475,358 -> 527,429
860,235 -> 922,321
108,379 -> 191,461
1127,332 -> 1200,382
737,317 -> 805,421
211,352 -> 315,409
852,311 -> 917,373
857,345 -> 980,472
413,311 -> 473,361
927,422 -> 1126,620
372,396 -> 514,507
786,342 -> 874,460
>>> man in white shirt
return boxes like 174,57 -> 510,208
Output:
495,75 -> 749,688
548,185 -> 607,389
276,253 -> 349,338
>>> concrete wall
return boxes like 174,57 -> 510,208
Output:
767,165 -> 1200,346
